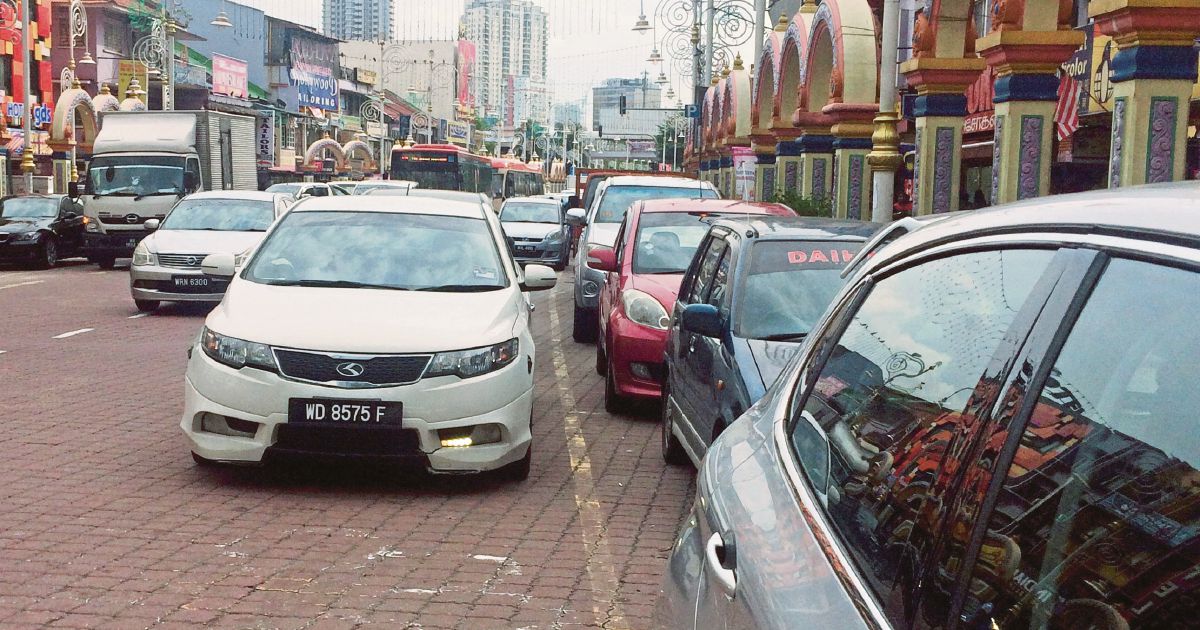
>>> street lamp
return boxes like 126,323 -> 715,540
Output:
633,1 -> 652,32
211,0 -> 233,28
132,6 -> 180,110
19,0 -> 34,191
62,0 -> 95,183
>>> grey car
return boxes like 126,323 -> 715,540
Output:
657,181 -> 1200,629
499,196 -> 571,270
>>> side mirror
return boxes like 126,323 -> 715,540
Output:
565,208 -> 587,226
568,195 -> 582,209
681,303 -> 723,338
586,245 -> 617,272
201,252 -> 237,278
144,218 -> 161,231
183,171 -> 198,192
67,182 -> 81,198
520,263 -> 558,291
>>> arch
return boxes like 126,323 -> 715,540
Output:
722,65 -> 753,144
92,84 -> 120,113
924,0 -> 1067,59
304,137 -> 348,171
751,31 -> 783,132
341,140 -> 376,170
800,0 -> 880,113
775,15 -> 810,126
118,97 -> 146,112
49,87 -> 97,152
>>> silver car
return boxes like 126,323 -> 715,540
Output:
658,181 -> 1200,630
499,196 -> 570,270
129,191 -> 292,311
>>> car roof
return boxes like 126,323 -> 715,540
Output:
638,199 -> 792,216
289,195 -> 487,219
600,175 -> 713,189
3,194 -> 66,201
863,181 -> 1200,274
504,196 -> 559,205
185,190 -> 284,201
710,214 -> 881,240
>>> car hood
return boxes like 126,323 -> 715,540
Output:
0,217 -> 47,233
206,279 -> 523,354
744,339 -> 803,393
585,222 -> 621,248
144,229 -> 267,255
502,222 -> 559,239
627,272 -> 684,310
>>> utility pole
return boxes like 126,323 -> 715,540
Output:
868,0 -> 902,222
20,0 -> 34,192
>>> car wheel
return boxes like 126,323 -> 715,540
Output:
95,256 -> 116,270
604,355 -> 631,415
134,299 -> 160,312
661,382 -> 689,466
595,339 -> 607,375
500,445 -> 532,482
572,305 -> 597,343
191,451 -> 217,468
36,236 -> 58,269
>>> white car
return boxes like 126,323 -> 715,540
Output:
181,195 -> 557,480
130,191 -> 293,311
265,182 -> 351,197
352,180 -> 418,195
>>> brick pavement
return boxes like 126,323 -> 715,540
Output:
0,262 -> 695,630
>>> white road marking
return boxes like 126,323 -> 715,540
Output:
52,328 -> 94,339
547,288 -> 629,630
0,280 -> 44,291
127,313 -> 149,319
0,350 -> 6,355
471,554 -> 507,563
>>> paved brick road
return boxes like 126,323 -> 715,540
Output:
0,262 -> 695,630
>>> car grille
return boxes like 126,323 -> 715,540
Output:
274,349 -> 432,387
272,424 -> 423,459
157,253 -> 209,269
99,214 -> 162,225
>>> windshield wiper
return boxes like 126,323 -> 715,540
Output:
755,332 -> 808,342
264,279 -> 410,290
415,284 -> 504,292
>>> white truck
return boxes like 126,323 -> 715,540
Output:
79,110 -> 257,268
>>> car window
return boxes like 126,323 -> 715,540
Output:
613,215 -> 629,267
160,199 -> 276,232
632,212 -> 718,275
685,235 -> 727,304
735,240 -> 863,340
788,248 -> 1055,625
501,202 -> 559,223
705,247 -> 732,319
592,184 -> 717,224
956,257 -> 1200,630
331,185 -> 350,196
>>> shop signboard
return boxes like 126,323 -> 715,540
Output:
118,60 -> 149,105
213,54 -> 248,99
289,34 -> 339,111
447,120 -> 470,146
174,63 -> 208,87
354,68 -> 377,86
457,40 -> 476,109
257,110 -> 275,168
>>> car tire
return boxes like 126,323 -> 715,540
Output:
661,382 -> 689,466
572,305 -> 597,343
604,354 -> 631,415
134,299 -> 160,312
95,256 -> 116,270
191,451 -> 217,468
595,340 -> 606,375
501,445 -> 532,482
35,236 -> 58,269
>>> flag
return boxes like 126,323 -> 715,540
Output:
1054,74 -> 1081,141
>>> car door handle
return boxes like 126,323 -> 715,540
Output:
705,532 -> 737,596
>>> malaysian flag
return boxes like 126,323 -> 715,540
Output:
1054,73 -> 1082,141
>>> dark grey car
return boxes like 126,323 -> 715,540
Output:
657,181 -> 1200,629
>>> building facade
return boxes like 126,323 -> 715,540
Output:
459,0 -> 547,125
323,0 -> 391,42
592,76 -> 667,138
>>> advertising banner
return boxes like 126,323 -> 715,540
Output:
732,146 -> 756,200
447,120 -> 470,146
257,110 -> 275,168
289,34 -> 339,111
457,40 -> 476,108
118,60 -> 149,105
213,54 -> 248,99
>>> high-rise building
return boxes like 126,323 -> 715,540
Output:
324,0 -> 392,42
459,0 -> 548,126
592,77 -> 664,137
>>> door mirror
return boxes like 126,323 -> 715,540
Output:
520,264 -> 558,291
183,171 -> 198,192
201,253 -> 237,277
67,181 -> 81,198
565,208 -> 587,225
586,246 -> 617,272
568,195 -> 582,209
681,303 -> 723,338
144,218 -> 160,231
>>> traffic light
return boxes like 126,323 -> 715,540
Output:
619,95 -> 627,116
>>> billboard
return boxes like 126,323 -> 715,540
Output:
456,39 -> 475,108
289,34 -> 339,111
213,54 -> 248,99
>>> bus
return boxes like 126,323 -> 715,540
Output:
490,156 -> 545,210
390,144 -> 493,194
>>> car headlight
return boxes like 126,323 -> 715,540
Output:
426,338 -> 518,379
14,231 -> 40,241
131,242 -> 156,266
200,327 -> 277,371
84,216 -> 100,232
543,230 -> 564,244
621,289 -> 669,330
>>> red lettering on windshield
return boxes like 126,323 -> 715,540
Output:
809,250 -> 830,263
788,251 -> 808,263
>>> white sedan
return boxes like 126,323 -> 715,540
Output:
180,195 -> 556,480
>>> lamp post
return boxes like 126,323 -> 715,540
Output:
867,0 -> 902,222
20,0 -> 34,191
132,8 -> 178,110
63,0 -> 95,183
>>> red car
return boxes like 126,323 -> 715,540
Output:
587,199 -> 794,413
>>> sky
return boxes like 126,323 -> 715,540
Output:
234,0 -> 746,108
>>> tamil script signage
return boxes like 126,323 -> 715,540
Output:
289,34 -> 339,111
213,54 -> 248,99
447,120 -> 470,146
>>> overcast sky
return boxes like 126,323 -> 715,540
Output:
235,0 -> 750,108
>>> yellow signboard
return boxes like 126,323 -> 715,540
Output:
1079,26 -> 1200,114
117,60 -> 149,105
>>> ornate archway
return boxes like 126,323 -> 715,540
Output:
341,140 -> 376,171
49,87 -> 97,152
304,136 -> 348,172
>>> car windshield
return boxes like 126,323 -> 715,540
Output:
735,240 -> 863,339
244,210 -> 506,292
593,184 -> 716,223
161,199 -> 276,232
266,183 -> 302,194
88,156 -> 184,196
0,197 -> 57,218
631,212 -> 714,274
353,182 -> 413,195
501,202 -> 559,224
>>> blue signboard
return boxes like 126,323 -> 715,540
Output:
289,34 -> 339,111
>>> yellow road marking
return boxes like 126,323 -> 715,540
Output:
547,287 -> 629,630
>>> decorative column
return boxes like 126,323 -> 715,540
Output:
1091,0 -> 1200,187
52,151 -> 72,194
830,112 -> 876,220
797,133 -> 834,201
978,31 -> 1084,203
900,58 -> 986,214
774,138 -> 803,196
751,137 -> 777,201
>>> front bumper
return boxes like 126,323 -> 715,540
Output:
609,314 -> 668,400
0,239 -> 40,261
574,260 -> 604,309
181,346 -> 534,472
84,231 -> 147,257
512,242 -> 564,266
130,263 -> 228,303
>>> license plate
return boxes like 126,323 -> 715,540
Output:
518,246 -> 536,253
288,398 -> 403,425
127,237 -> 139,248
173,275 -> 210,288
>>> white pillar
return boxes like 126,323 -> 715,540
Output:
869,0 -> 901,223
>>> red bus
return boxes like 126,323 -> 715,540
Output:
390,144 -> 493,194
490,156 -> 545,209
